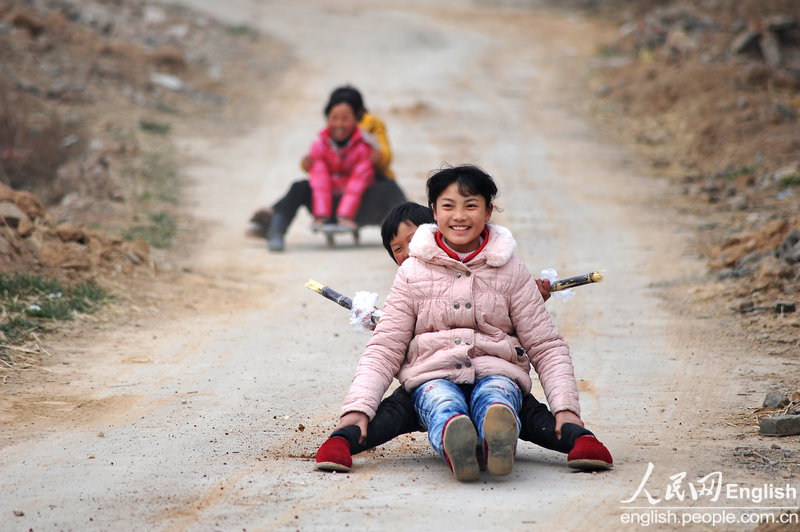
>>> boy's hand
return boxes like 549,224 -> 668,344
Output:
350,307 -> 377,332
337,412 -> 369,442
301,154 -> 313,172
535,278 -> 552,302
554,410 -> 584,439
349,291 -> 380,333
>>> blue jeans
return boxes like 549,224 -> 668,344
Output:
411,376 -> 522,459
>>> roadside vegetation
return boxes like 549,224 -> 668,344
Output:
0,273 -> 109,369
123,146 -> 181,250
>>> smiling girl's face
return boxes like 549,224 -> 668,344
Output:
432,182 -> 492,253
326,102 -> 359,143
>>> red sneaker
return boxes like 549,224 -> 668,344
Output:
567,435 -> 613,470
315,436 -> 352,472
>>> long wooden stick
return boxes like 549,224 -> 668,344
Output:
306,271 -> 604,320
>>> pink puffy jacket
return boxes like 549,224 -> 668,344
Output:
341,223 -> 581,419
308,127 -> 375,220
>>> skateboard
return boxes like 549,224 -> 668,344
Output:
312,223 -> 360,248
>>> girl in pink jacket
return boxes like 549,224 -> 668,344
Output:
307,92 -> 375,230
315,202 -> 612,475
331,165 -> 596,482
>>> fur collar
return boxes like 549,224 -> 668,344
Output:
409,223 -> 516,267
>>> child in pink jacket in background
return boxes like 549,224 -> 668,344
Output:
329,164 -> 601,482
307,91 -> 374,231
263,88 -> 375,251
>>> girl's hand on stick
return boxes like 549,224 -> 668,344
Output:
535,278 -> 552,302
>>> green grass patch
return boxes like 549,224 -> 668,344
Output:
0,273 -> 111,346
141,151 -> 179,203
123,211 -> 177,249
779,174 -> 800,187
138,119 -> 172,135
125,150 -> 180,204
155,101 -> 181,115
0,315 -> 37,344
226,24 -> 257,37
121,146 -> 180,248
714,165 -> 755,181
595,43 -> 622,57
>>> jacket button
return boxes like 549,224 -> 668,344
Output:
465,339 -> 472,345
453,303 -> 460,309
465,271 -> 472,277
465,361 -> 472,368
454,338 -> 461,345
455,363 -> 462,369
465,302 -> 472,309
455,272 -> 462,278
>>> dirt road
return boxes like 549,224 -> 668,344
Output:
1,1 -> 795,530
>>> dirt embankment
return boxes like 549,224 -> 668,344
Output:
0,0 -> 284,301
568,0 -> 800,368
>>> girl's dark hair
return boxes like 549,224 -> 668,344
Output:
426,164 -> 498,209
380,202 -> 435,263
324,85 -> 365,119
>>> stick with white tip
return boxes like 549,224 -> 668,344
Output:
305,279 -> 353,309
305,279 -> 381,325
550,271 -> 604,292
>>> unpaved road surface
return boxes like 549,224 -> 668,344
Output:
1,1 -> 795,531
